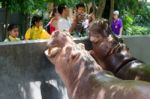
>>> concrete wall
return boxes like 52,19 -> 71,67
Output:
0,40 -> 68,99
123,36 -> 150,64
0,36 -> 149,99
0,38 -> 91,99
77,36 -> 150,64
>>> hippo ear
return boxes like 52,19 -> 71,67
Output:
101,19 -> 109,30
99,19 -> 111,36
52,31 -> 60,37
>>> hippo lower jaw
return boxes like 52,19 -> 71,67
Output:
45,47 -> 61,58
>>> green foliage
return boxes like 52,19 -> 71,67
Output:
134,2 -> 150,26
1,0 -> 48,14
122,11 -> 150,36
121,11 -> 134,30
1,0 -> 92,14
47,0 -> 92,7
118,0 -> 150,36
116,0 -> 139,13
125,26 -> 150,36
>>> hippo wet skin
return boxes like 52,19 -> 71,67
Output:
88,19 -> 150,81
45,31 -> 150,99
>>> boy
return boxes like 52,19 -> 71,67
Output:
70,3 -> 88,37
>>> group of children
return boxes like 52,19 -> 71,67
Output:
4,2 -> 123,42
4,15 -> 50,42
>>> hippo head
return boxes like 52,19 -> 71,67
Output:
45,31 -> 87,79
88,19 -> 111,44
45,31 -> 75,64
47,31 -> 73,49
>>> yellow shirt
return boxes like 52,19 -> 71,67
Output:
4,35 -> 20,42
25,26 -> 50,40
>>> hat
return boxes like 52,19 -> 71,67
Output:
113,10 -> 119,15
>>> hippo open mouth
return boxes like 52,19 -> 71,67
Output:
45,31 -> 74,58
45,31 -> 63,58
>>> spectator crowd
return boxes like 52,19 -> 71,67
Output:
4,2 -> 123,42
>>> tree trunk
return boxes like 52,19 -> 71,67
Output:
97,0 -> 106,18
109,0 -> 115,24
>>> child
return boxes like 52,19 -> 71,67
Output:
25,15 -> 50,40
4,24 -> 20,42
70,2 -> 89,37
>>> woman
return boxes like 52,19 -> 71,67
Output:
25,15 -> 50,40
111,10 -> 123,38
47,7 -> 59,34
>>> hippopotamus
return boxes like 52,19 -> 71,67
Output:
88,18 -> 150,81
45,31 -> 150,99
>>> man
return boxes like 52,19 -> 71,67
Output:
57,4 -> 71,32
70,3 -> 89,37
111,10 -> 123,38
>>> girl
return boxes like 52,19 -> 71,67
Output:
4,24 -> 20,42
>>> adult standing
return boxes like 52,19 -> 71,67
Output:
111,10 -> 123,38
57,4 -> 71,32
46,7 -> 59,34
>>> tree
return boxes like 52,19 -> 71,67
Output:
109,0 -> 114,23
1,0 -> 50,14
97,0 -> 106,18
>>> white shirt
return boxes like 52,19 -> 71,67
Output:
57,17 -> 71,32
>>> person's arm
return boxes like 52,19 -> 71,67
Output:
53,21 -> 58,30
69,16 -> 78,33
119,27 -> 123,37
4,39 -> 8,42
88,13 -> 96,23
119,20 -> 123,37
42,29 -> 51,39
25,28 -> 31,40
